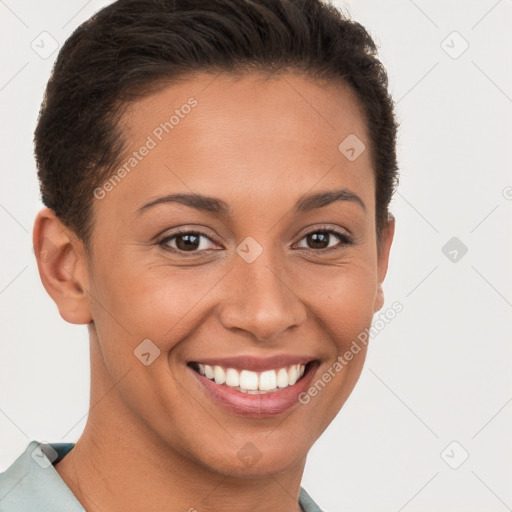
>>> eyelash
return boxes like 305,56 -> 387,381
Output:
156,227 -> 353,256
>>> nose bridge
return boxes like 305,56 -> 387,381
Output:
219,238 -> 306,341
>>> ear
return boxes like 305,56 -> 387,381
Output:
373,214 -> 395,313
32,207 -> 93,324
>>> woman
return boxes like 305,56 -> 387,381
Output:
0,0 -> 397,510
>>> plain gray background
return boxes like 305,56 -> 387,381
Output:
1,1 -> 511,511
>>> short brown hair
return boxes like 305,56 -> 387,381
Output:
34,0 -> 398,249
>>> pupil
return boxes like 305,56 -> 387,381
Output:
308,232 -> 328,249
177,234 -> 199,251
174,232 -> 331,251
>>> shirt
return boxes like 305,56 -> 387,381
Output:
0,440 -> 324,512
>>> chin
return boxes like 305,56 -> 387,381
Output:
189,438 -> 309,478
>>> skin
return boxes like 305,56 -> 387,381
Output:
33,71 -> 395,512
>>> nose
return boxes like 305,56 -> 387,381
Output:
219,251 -> 308,343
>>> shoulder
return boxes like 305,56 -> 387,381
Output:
1,444 -> 326,512
0,440 -> 83,512
299,486 -> 327,512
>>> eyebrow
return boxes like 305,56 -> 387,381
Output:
137,187 -> 366,217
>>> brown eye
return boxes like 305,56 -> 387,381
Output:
174,233 -> 201,251
296,229 -> 352,251
158,230 -> 216,254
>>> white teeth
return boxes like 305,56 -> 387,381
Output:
204,365 -> 214,379
259,370 -> 277,391
225,368 -> 239,387
213,366 -> 226,385
239,370 -> 259,390
276,368 -> 289,388
194,362 -> 308,392
288,365 -> 300,385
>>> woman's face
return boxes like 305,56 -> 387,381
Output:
84,71 -> 394,476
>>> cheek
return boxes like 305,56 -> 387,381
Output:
89,242 -> 378,359
299,256 -> 378,346
90,261 -> 223,349
294,265 -> 376,433
330,273 -> 376,345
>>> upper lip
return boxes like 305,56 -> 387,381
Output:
187,354 -> 317,372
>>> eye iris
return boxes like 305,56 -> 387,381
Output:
176,233 -> 200,251
308,232 -> 330,249
169,230 -> 340,252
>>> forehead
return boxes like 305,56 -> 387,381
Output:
123,70 -> 368,150
96,71 -> 374,221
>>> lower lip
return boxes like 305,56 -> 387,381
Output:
188,362 -> 319,418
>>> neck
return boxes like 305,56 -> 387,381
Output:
54,338 -> 306,512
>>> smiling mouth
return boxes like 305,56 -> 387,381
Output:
187,361 -> 315,394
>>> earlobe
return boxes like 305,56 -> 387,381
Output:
373,214 -> 395,313
373,283 -> 384,313
33,208 -> 93,325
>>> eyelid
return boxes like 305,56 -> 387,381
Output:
298,224 -> 351,239
156,224 -> 353,255
157,228 -> 220,253
293,225 -> 353,250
